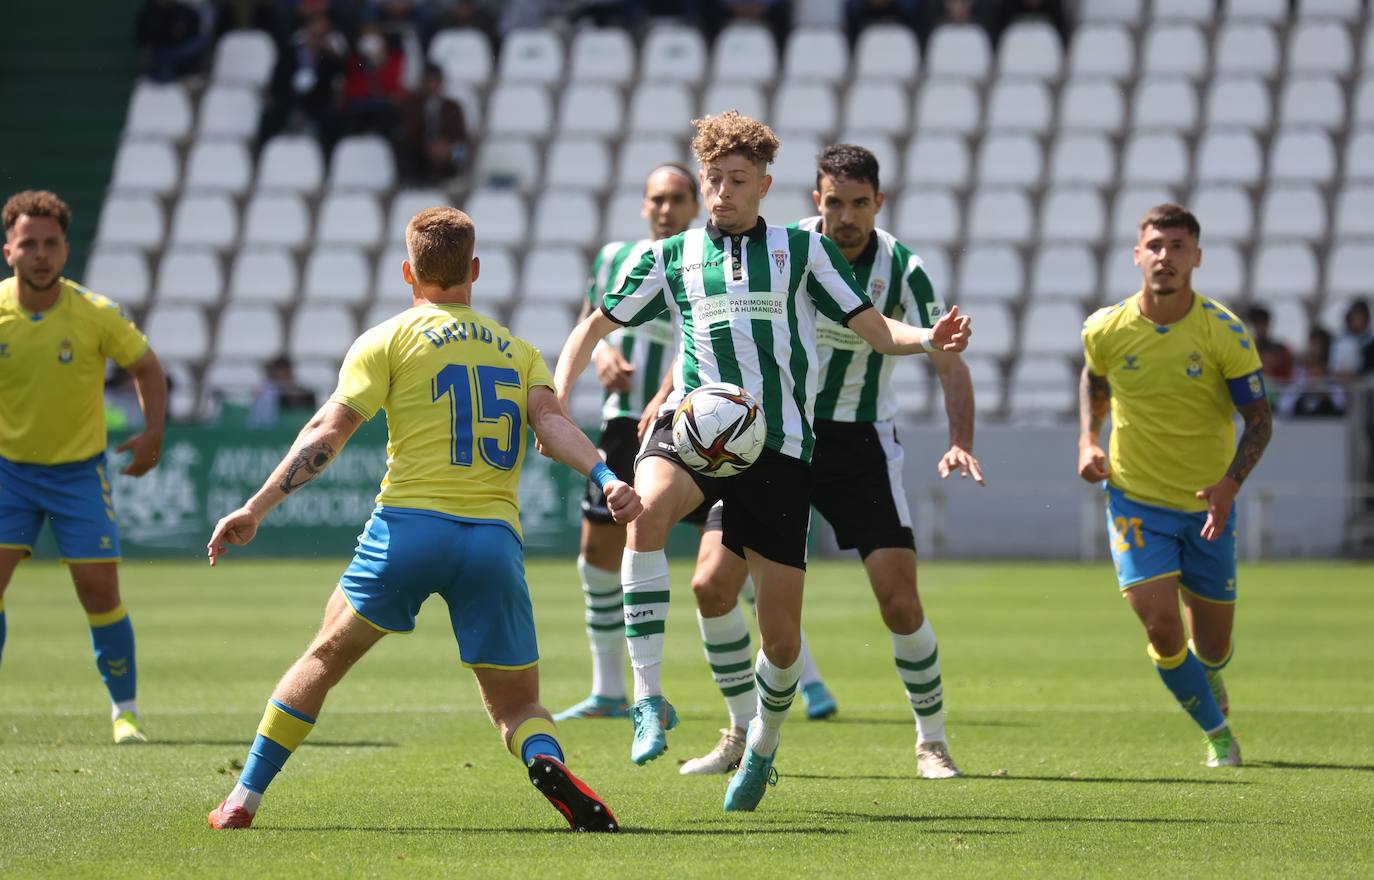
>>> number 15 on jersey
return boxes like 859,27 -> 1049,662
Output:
433,364 -> 523,471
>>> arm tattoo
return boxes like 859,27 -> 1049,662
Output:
280,441 -> 335,494
1079,367 -> 1112,437
1225,399 -> 1273,486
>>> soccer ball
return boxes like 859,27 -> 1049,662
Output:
671,382 -> 767,477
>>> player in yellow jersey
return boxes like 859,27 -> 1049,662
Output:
204,208 -> 642,832
1,190 -> 167,744
1078,204 -> 1273,768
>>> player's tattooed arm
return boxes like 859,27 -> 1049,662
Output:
1078,367 -> 1112,438
280,441 -> 336,494
1224,398 -> 1273,486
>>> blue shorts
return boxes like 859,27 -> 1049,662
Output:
338,506 -> 538,669
0,453 -> 121,562
1104,485 -> 1238,603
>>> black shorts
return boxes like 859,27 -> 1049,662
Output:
810,419 -> 915,558
583,417 -> 709,527
640,412 -> 811,568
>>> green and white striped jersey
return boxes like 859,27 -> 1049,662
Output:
794,217 -> 946,423
601,218 -> 873,462
586,239 -> 677,422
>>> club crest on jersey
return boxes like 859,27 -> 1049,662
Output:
57,338 -> 74,364
870,279 -> 886,300
1186,350 -> 1202,378
771,248 -> 786,273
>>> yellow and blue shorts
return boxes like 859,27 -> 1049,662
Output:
0,453 -> 120,562
338,506 -> 538,669
1104,485 -> 1237,603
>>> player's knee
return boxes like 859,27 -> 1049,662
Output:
690,573 -> 737,616
760,635 -> 801,669
877,595 -> 922,634
581,537 -> 621,572
1142,619 -> 1186,656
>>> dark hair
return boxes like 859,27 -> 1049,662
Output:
1347,299 -> 1369,323
816,143 -> 881,193
1138,203 -> 1201,241
1247,305 -> 1272,324
3,190 -> 71,234
423,61 -> 444,80
644,162 -> 700,203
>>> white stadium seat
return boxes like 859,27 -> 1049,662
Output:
842,81 -> 909,135
302,247 -> 372,305
889,357 -> 931,419
986,80 -> 1052,133
854,25 -> 918,80
1058,80 -> 1125,134
1132,78 -> 1199,132
1269,129 -> 1336,183
294,360 -> 344,403
474,246 -> 517,308
1154,0 -> 1211,19
1327,242 -> 1374,297
1205,78 -> 1272,131
1346,129 -> 1374,181
429,28 -> 493,87
957,245 -> 1024,302
1260,186 -> 1328,242
1111,185 -> 1178,241
915,80 -> 982,135
461,189 -> 526,247
1008,356 -> 1078,421
210,30 -> 275,88
154,248 -> 223,305
783,27 -> 849,83
701,82 -> 768,121
1048,134 -> 1115,186
569,27 -> 635,84
545,137 -> 612,192
713,24 -> 777,83
531,191 -> 600,247
522,248 -> 590,306
1195,130 -> 1263,185
1252,242 -> 1320,301
1038,188 -> 1107,244
125,82 -> 193,140
510,304 -> 576,357
616,136 -> 687,187
144,305 -> 211,363
1197,242 -> 1245,302
904,135 -> 970,189
85,250 -> 150,308
197,85 -> 260,140
183,140 -> 252,194
1224,0 -> 1286,20
1253,299 -> 1310,352
111,139 -> 179,194
289,305 -> 357,361
1079,0 -> 1144,24
227,248 -> 297,305
927,24 -> 991,81
486,84 -> 553,138
559,83 -> 625,138
373,247 -> 411,305
1069,23 -> 1134,82
975,134 -> 1042,187
1334,186 -> 1374,238
628,83 -> 694,136
1190,186 -> 1255,242
641,25 -> 707,84
217,304 -> 284,361
1279,76 -> 1347,132
257,135 -> 324,193
204,359 -> 268,406
1100,247 -> 1144,304
766,188 -> 817,226
773,82 -> 838,136
769,134 -> 823,188
473,137 -> 541,191
1030,245 -> 1098,302
1142,23 -> 1209,82
1289,21 -> 1354,77
169,192 -> 237,249
894,188 -> 960,245
329,135 -> 396,192
910,246 -> 950,294
1121,132 -> 1189,186
242,192 -> 310,249
604,188 -> 650,242
1021,304 -> 1087,357
315,192 -> 383,248
498,28 -> 564,84
999,22 -> 1062,79
1298,0 -> 1362,19
963,306 -> 1014,360
1356,78 -> 1374,126
387,188 -> 449,241
962,355 -> 1005,415
1214,23 -> 1280,79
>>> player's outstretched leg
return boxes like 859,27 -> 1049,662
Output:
724,648 -> 797,811
555,554 -> 630,721
624,546 -> 677,764
210,589 -> 384,828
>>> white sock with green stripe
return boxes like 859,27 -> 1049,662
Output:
578,556 -> 626,700
697,604 -> 756,729
622,549 -> 670,700
893,620 -> 945,743
749,650 -> 801,757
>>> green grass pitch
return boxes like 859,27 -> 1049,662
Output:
1,558 -> 1371,878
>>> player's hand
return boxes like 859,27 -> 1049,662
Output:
930,305 -> 972,353
938,445 -> 985,485
115,431 -> 162,476
1196,477 -> 1239,542
1077,442 -> 1110,483
593,345 -> 634,393
207,507 -> 262,566
604,480 -> 643,524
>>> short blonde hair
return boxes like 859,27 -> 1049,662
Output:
406,206 -> 474,288
691,110 -> 780,169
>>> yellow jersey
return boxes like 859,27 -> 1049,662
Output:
329,302 -> 556,538
0,277 -> 149,465
1082,292 -> 1264,513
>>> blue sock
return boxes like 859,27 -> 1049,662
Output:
0,601 -> 7,668
521,733 -> 564,765
510,716 -> 564,766
240,699 -> 317,794
87,605 -> 136,705
1150,645 -> 1226,733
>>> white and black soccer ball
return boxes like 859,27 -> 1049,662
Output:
671,382 -> 767,478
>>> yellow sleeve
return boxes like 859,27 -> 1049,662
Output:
96,298 -> 151,367
328,327 -> 390,420
1214,312 -> 1264,380
1081,318 -> 1106,376
524,342 -> 556,391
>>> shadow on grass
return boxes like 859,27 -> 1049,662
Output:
1249,760 -> 1374,773
146,739 -> 398,749
257,825 -> 846,837
810,810 -> 1268,827
786,771 -> 1251,785
818,717 -> 1032,729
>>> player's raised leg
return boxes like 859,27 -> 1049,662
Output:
209,588 -> 385,829
622,455 -> 705,764
70,563 -> 144,744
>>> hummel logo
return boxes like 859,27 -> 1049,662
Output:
1123,355 -> 1140,370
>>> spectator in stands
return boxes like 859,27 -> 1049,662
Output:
257,10 -> 348,150
436,0 -> 500,49
135,0 -> 211,82
844,0 -> 919,45
340,23 -> 407,138
397,62 -> 471,184
1279,327 -> 1346,418
248,356 -> 318,427
1330,299 -> 1372,382
365,0 -> 440,45
987,0 -> 1071,48
1246,305 -> 1295,387
915,0 -> 997,49
700,0 -> 792,51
